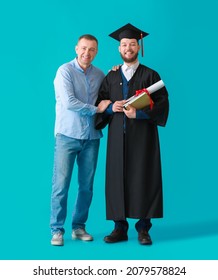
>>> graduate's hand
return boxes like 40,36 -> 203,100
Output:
112,100 -> 126,112
97,100 -> 112,113
123,104 -> 136,118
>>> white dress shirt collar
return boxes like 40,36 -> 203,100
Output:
122,61 -> 139,81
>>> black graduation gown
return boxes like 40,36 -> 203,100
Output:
95,64 -> 169,220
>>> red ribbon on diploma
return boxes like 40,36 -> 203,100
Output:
135,88 -> 154,109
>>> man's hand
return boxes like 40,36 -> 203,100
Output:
109,64 -> 122,72
112,100 -> 126,112
123,105 -> 136,118
97,100 -> 112,113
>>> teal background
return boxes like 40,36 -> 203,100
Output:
0,0 -> 218,260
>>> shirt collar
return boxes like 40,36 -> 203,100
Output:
73,58 -> 92,74
122,61 -> 139,72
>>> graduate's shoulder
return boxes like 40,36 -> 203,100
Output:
138,64 -> 161,80
105,68 -> 121,79
138,64 -> 159,75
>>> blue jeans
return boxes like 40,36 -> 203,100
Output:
50,134 -> 100,234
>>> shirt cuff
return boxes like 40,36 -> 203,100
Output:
105,103 -> 113,115
136,110 -> 150,119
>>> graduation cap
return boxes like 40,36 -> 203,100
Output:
109,23 -> 149,57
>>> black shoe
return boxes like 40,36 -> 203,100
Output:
138,230 -> 152,245
104,229 -> 128,243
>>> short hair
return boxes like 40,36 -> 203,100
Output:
78,34 -> 98,45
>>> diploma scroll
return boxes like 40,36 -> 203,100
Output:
145,80 -> 165,94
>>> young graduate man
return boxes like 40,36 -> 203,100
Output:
95,23 -> 169,245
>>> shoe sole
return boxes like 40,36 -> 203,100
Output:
104,237 -> 128,243
51,241 -> 64,246
139,240 -> 152,245
72,235 -> 93,241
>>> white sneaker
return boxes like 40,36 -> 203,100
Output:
72,228 -> 93,241
51,232 -> 64,246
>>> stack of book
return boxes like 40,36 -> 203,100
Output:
123,80 -> 165,110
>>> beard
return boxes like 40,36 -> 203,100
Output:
120,52 -> 138,63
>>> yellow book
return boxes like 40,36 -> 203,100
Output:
123,80 -> 164,110
123,91 -> 153,110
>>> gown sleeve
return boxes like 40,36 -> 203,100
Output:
95,75 -> 113,129
142,72 -> 169,127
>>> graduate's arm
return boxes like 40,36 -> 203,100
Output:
95,76 -> 113,129
95,76 -> 110,105
143,87 -> 169,126
136,110 -> 150,119
140,72 -> 169,126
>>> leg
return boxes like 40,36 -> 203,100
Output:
135,219 -> 152,245
135,219 -> 152,232
72,139 -> 100,229
115,220 -> 129,231
50,134 -> 77,234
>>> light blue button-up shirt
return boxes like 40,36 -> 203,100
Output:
54,58 -> 105,139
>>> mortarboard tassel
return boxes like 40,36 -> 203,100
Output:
141,32 -> 144,57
